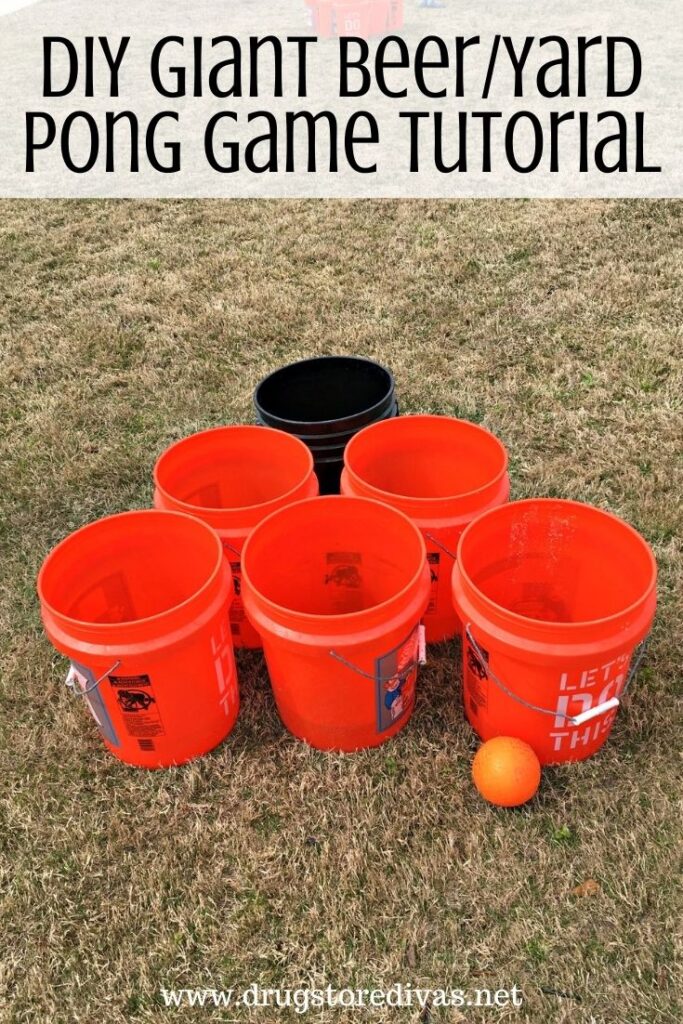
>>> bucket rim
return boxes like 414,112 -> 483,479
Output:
37,508 -> 226,632
344,414 -> 509,507
455,497 -> 657,632
255,400 -> 399,446
253,355 -> 395,432
241,494 -> 428,629
153,424 -> 316,517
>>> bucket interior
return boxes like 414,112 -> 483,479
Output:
347,416 -> 507,499
459,501 -> 655,624
256,357 -> 392,424
245,498 -> 423,616
40,513 -> 220,624
155,427 -> 311,510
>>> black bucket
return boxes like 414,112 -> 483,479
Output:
254,356 -> 398,494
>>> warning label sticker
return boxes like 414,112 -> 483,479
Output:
109,674 -> 165,739
465,641 -> 490,716
221,540 -> 246,639
228,558 -> 245,620
325,551 -> 362,587
426,552 -> 440,615
325,551 -> 363,613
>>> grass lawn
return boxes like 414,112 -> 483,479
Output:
0,199 -> 681,1023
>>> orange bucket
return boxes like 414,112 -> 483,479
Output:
341,415 -> 509,643
153,426 -> 318,648
241,496 -> 431,751
37,510 -> 238,768
452,499 -> 657,764
334,1 -> 391,37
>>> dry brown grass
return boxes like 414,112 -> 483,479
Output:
0,199 -> 681,1024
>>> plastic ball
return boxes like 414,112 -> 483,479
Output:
472,736 -> 541,807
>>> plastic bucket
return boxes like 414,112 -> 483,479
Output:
241,496 -> 431,751
153,425 -> 318,649
388,0 -> 403,29
451,499 -> 657,764
341,415 -> 509,643
306,0 -> 391,37
305,0 -> 334,36
37,510 -> 238,769
333,1 -> 390,36
254,356 -> 398,494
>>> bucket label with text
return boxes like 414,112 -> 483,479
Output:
109,673 -> 165,746
75,572 -> 136,625
465,640 -> 490,716
325,551 -> 362,587
426,553 -> 440,616
220,540 -> 246,638
68,661 -> 121,747
325,551 -> 363,613
188,482 -> 222,507
375,626 -> 419,732
211,617 -> 238,718
549,652 -> 631,754
229,562 -> 246,634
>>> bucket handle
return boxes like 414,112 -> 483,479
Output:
222,541 -> 242,561
424,532 -> 457,562
464,624 -> 649,727
329,625 -> 427,682
66,660 -> 122,697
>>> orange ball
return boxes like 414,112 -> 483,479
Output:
472,737 -> 541,807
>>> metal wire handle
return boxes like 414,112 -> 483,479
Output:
424,532 -> 457,561
328,651 -> 420,682
221,540 -> 242,560
465,624 -> 649,727
329,625 -> 427,681
65,660 -> 121,697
